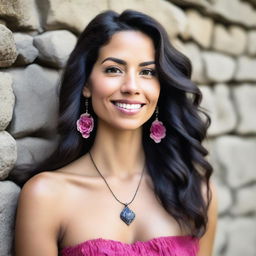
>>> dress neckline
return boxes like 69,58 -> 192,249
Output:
61,235 -> 198,252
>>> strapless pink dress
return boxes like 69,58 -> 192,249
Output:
61,236 -> 199,256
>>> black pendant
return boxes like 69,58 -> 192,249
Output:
120,205 -> 135,225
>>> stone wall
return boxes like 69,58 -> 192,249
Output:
0,0 -> 256,255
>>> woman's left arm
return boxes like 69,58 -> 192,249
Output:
198,182 -> 218,256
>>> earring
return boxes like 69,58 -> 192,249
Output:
76,98 -> 94,138
150,107 -> 166,143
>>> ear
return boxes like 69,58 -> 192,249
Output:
82,85 -> 91,98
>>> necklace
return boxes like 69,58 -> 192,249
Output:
89,151 -> 145,225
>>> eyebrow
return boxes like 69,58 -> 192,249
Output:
101,57 -> 155,67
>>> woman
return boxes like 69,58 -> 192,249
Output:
13,9 -> 217,256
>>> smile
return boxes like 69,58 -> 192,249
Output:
114,102 -> 142,110
112,101 -> 145,115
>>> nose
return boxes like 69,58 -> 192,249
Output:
120,72 -> 140,95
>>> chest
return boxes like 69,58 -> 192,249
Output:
59,177 -> 183,248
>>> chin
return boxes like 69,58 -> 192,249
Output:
100,119 -> 145,132
112,123 -> 143,132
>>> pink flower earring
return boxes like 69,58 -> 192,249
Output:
76,98 -> 94,138
150,107 -> 166,143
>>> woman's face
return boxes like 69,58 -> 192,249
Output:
84,30 -> 160,131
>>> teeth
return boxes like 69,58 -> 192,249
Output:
115,102 -> 142,110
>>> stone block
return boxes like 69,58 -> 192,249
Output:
232,84 -> 256,134
0,131 -> 17,181
212,0 -> 256,27
212,24 -> 247,56
248,30 -> 256,56
232,185 -> 256,215
7,64 -> 60,138
45,0 -> 108,33
0,72 -> 15,131
0,0 -> 41,31
34,30 -> 77,68
0,25 -> 17,67
214,217 -> 231,256
200,84 -> 237,136
15,136 -> 59,168
0,181 -> 20,256
182,43 -> 206,83
184,10 -> 213,48
214,136 -> 256,188
225,218 -> 256,256
202,52 -> 236,82
13,33 -> 38,65
109,0 -> 187,38
235,56 -> 256,81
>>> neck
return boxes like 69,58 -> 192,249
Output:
89,122 -> 145,178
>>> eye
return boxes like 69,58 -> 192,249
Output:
140,69 -> 156,77
104,67 -> 122,74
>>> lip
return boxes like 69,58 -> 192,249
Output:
111,100 -> 145,115
111,99 -> 146,105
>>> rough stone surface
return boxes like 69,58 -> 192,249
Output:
34,30 -> 77,68
175,0 -> 256,27
232,84 -> 256,134
214,217 -> 231,256
109,0 -> 188,38
7,64 -> 60,138
0,0 -> 41,31
15,136 -> 59,168
200,84 -> 237,136
212,24 -> 247,56
182,42 -> 206,83
232,185 -> 256,215
184,9 -> 213,48
45,0 -> 108,33
0,181 -> 20,256
225,218 -> 256,256
13,33 -> 38,65
248,30 -> 256,56
202,52 -> 236,82
0,72 -> 15,131
0,131 -> 17,181
214,136 -> 256,188
0,25 -> 18,67
235,56 -> 256,81
211,0 -> 256,27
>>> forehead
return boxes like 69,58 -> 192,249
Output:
97,31 -> 156,62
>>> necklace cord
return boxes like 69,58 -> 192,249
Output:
89,151 -> 145,207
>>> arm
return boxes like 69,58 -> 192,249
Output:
15,172 -> 63,256
197,182 -> 218,256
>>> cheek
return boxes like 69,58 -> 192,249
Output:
145,81 -> 161,104
90,76 -> 120,99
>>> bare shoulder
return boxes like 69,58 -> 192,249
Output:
22,171 -> 65,195
15,171 -> 69,256
17,171 -> 68,229
19,171 -> 66,207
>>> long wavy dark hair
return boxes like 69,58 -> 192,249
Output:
9,10 -> 212,237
